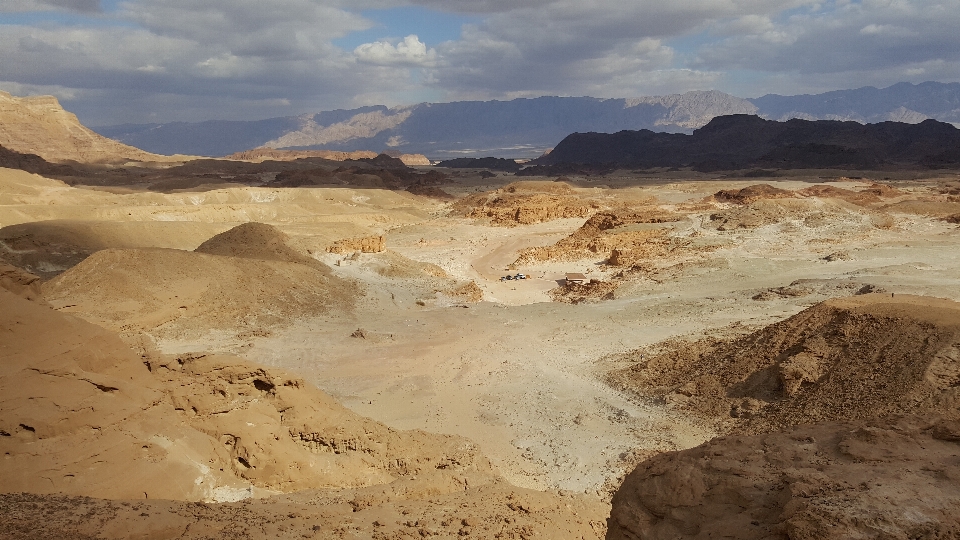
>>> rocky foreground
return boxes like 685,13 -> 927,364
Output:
609,415 -> 960,539
606,293 -> 960,539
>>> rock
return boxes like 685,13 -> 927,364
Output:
0,263 -> 45,303
327,235 -> 386,254
608,416 -> 960,540
609,294 -> 960,433
823,250 -> 851,261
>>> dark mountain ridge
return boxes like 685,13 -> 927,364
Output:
531,115 -> 960,171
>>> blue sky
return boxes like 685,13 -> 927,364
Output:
2,0 -> 958,125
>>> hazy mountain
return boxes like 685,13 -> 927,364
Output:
90,82 -> 960,160
93,92 -> 756,159
750,81 -> 960,124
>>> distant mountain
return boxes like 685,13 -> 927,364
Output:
93,91 -> 756,159
88,82 -> 960,160
750,81 -> 960,124
531,115 -> 960,171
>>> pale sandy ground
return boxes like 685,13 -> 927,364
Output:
5,166 -> 960,499
144,175 -> 960,494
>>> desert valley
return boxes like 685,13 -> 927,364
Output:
2,88 -> 960,539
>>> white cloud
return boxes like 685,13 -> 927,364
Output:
354,35 -> 437,67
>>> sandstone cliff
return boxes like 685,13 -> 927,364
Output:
0,91 -> 182,164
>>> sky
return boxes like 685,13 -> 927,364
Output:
1,0 -> 959,126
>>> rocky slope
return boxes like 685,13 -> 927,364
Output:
0,91 -> 180,164
608,294 -> 960,433
1,287 -> 490,501
532,114 -> 960,171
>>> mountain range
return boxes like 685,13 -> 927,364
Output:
82,81 -> 960,160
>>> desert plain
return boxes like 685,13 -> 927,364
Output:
3,147 -> 960,538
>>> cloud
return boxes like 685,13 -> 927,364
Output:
695,0 -> 960,77
41,0 -> 101,12
354,34 -> 437,66
1,0 -> 958,125
1,0 -> 99,12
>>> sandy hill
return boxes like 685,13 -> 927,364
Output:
0,219 -> 233,279
609,294 -> 960,433
194,222 -> 318,266
41,223 -> 358,340
0,91 -> 182,164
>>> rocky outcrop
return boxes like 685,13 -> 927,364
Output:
452,181 -> 603,226
513,208 -> 681,264
608,415 -> 960,540
0,263 -> 44,303
327,235 -> 386,254
608,294 -> 960,433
